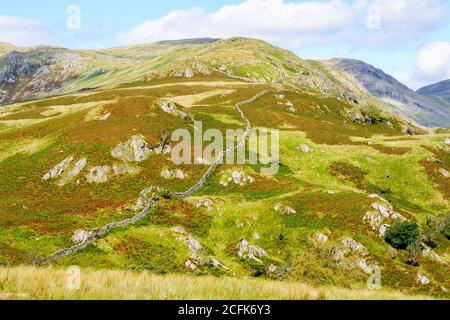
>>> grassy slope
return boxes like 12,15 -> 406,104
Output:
0,266 -> 433,300
0,67 -> 448,298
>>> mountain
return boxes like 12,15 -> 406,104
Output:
1,38 -> 363,105
418,79 -> 450,107
0,38 -> 449,299
328,58 -> 450,128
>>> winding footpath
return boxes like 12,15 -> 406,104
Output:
45,89 -> 273,263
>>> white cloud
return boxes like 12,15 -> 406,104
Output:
416,42 -> 450,81
117,0 -> 446,48
395,42 -> 450,90
117,0 -> 353,47
0,15 -> 49,46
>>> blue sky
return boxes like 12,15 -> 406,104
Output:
1,0 -> 450,89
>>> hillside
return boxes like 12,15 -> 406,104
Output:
418,80 -> 450,107
0,38 -> 410,124
0,266 -> 433,300
328,59 -> 450,128
0,37 -> 449,300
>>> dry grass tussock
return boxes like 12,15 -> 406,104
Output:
0,266 -> 433,300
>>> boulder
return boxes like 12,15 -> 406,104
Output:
444,138 -> 450,146
209,257 -> 228,270
274,203 -> 297,215
439,168 -> 449,178
161,169 -> 186,180
184,68 -> 194,78
71,230 -> 90,244
219,170 -> 254,187
379,224 -> 391,239
172,226 -> 226,270
237,239 -> 268,263
423,247 -> 443,263
417,273 -> 431,285
84,106 -> 111,121
313,233 -> 329,244
42,156 -> 73,181
185,259 -> 199,271
159,100 -> 190,120
330,247 -> 346,263
371,202 -> 391,218
341,237 -> 369,256
58,158 -> 87,186
357,258 -> 374,274
298,144 -> 311,153
112,135 -> 153,163
86,166 -> 111,184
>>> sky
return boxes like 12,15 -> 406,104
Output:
1,0 -> 450,90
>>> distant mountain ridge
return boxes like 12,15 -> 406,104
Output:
328,58 -> 450,128
418,79 -> 450,111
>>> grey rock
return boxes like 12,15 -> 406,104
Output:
71,230 -> 91,244
86,166 -> 111,184
313,233 -> 329,244
237,239 -> 268,263
58,158 -> 87,186
274,203 -> 297,215
42,156 -> 74,181
112,135 -> 152,163
298,144 -> 311,153
341,237 -> 369,256
417,273 -> 431,285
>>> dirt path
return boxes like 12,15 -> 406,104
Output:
45,89 -> 272,263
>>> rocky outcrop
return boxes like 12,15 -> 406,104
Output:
84,106 -> 111,121
86,166 -> 111,184
112,135 -> 153,163
274,203 -> 297,215
313,233 -> 329,244
364,195 -> 406,238
161,169 -> 186,180
417,273 -> 431,285
219,170 -> 254,187
237,239 -> 268,263
341,237 -> 369,256
444,138 -> 450,146
172,226 -> 227,271
57,158 -> 87,186
423,247 -> 443,263
42,156 -> 74,181
159,100 -> 191,121
298,144 -> 311,153
439,168 -> 449,178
